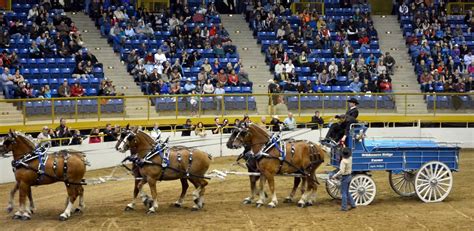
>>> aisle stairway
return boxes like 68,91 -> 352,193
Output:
373,15 -> 428,114
68,12 -> 157,118
0,92 -> 24,124
220,15 -> 276,115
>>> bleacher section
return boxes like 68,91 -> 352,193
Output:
1,2 -> 123,114
245,2 -> 395,109
400,5 -> 474,110
92,4 -> 256,112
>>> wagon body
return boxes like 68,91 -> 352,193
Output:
325,124 -> 460,205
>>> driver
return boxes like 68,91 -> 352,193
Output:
322,98 -> 359,144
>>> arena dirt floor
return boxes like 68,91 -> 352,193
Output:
1,151 -> 473,230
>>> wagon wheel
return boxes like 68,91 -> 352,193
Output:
415,161 -> 453,203
349,174 -> 377,206
388,171 -> 416,197
325,178 -> 341,199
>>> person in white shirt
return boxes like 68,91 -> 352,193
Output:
150,123 -> 161,139
283,112 -> 296,131
124,25 -> 136,38
214,84 -> 225,112
464,51 -> 473,66
331,147 -> 356,211
37,126 -> 52,147
285,59 -> 295,74
274,59 -> 285,76
154,49 -> 167,64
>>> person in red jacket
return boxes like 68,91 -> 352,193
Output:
88,127 -> 102,143
71,82 -> 85,97
227,70 -> 239,86
379,79 -> 392,92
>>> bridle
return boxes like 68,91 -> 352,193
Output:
116,131 -> 135,153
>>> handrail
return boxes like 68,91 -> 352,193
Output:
447,2 -> 474,15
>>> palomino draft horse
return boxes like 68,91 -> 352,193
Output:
0,131 -> 88,220
116,129 -> 212,213
227,123 -> 325,208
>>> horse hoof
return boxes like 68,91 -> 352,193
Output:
191,207 -> 200,211
242,199 -> 252,205
297,203 -> 306,208
12,215 -> 22,220
74,208 -> 83,214
305,202 -> 313,207
146,210 -> 156,215
283,198 -> 293,203
173,203 -> 182,208
267,204 -> 276,208
6,207 -> 13,213
144,199 -> 154,209
256,203 -> 263,208
58,215 -> 68,221
21,215 -> 31,221
124,206 -> 134,211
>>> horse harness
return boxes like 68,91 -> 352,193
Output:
124,144 -> 210,180
11,146 -> 87,186
255,134 -> 324,178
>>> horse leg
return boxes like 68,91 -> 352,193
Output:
297,176 -> 310,208
243,175 -> 259,204
27,187 -> 35,214
59,185 -> 79,221
189,178 -> 207,211
174,178 -> 189,207
284,177 -> 301,203
255,175 -> 266,208
267,175 -> 278,208
13,182 -> 30,220
74,185 -> 85,214
126,179 -> 146,211
6,182 -> 18,213
146,178 -> 159,214
306,173 -> 318,206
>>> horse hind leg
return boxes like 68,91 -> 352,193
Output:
266,175 -> 278,208
284,177 -> 301,203
255,175 -> 267,208
27,187 -> 35,214
59,185 -> 79,221
174,178 -> 189,208
125,179 -> 147,211
189,178 -> 208,211
74,186 -> 85,214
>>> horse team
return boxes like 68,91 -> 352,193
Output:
0,121 -> 327,221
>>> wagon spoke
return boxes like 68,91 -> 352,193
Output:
418,170 -> 429,180
436,170 -> 450,180
437,177 -> 452,182
422,185 -> 431,199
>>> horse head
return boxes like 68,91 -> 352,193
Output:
115,126 -> 136,153
0,130 -> 36,159
226,124 -> 251,149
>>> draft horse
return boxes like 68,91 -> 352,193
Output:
227,123 -> 325,208
0,131 -> 88,220
116,129 -> 212,213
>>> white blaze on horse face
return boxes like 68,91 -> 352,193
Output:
117,134 -> 130,153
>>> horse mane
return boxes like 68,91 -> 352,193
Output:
136,130 -> 156,146
16,133 -> 36,150
249,123 -> 270,139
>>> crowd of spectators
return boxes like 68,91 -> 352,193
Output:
88,1 -> 252,99
0,2 -> 106,99
245,1 -> 395,97
400,0 -> 474,93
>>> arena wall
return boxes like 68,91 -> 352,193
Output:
1,127 -> 472,184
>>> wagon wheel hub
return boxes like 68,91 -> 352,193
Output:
430,178 -> 438,186
357,187 -> 365,194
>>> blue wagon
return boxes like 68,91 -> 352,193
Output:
324,123 -> 460,205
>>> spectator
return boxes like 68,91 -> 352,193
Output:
150,123 -> 162,139
103,123 -> 118,142
58,80 -> 71,97
69,130 -> 84,145
71,82 -> 85,97
383,52 -> 396,75
37,126 -> 52,147
56,118 -> 71,146
195,122 -> 207,137
310,111 -> 324,130
349,78 -> 363,93
228,70 -> 239,86
379,79 -> 393,93
270,115 -> 282,132
1,67 -> 14,99
203,79 -> 215,94
181,119 -> 194,136
215,84 -> 225,112
39,85 -> 52,99
183,78 -> 196,93
154,49 -> 167,65
283,112 -> 296,131
89,128 -> 102,143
